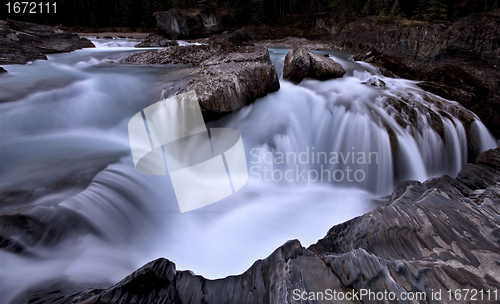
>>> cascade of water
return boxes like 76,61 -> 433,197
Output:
0,43 -> 497,304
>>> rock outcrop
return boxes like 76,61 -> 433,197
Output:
179,46 -> 280,116
23,147 -> 500,303
136,32 -> 179,48
124,44 -> 224,65
0,20 -> 94,65
124,45 -> 280,118
155,9 -> 228,39
336,10 -> 500,138
283,45 -> 345,84
208,28 -> 255,46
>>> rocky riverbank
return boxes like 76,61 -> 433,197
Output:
334,10 -> 500,138
0,20 -> 94,65
19,146 -> 500,303
133,7 -> 499,138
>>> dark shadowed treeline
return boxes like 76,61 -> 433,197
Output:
1,0 -> 498,28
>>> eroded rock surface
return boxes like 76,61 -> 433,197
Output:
136,33 -> 179,48
0,20 -> 94,65
124,44 -> 280,117
155,9 -> 228,39
339,10 -> 500,137
283,45 -> 345,84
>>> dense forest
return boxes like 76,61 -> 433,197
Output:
1,0 -> 498,29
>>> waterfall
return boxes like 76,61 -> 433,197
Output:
0,41 -> 497,304
215,49 -> 496,194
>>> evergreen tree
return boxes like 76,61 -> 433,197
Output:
117,0 -> 132,26
251,0 -> 265,24
426,0 -> 448,22
197,0 -> 217,12
417,0 -> 448,22
390,0 -> 402,17
234,0 -> 251,26
89,13 -> 99,28
144,0 -> 156,26
171,0 -> 184,8
361,0 -> 377,16
154,0 -> 169,11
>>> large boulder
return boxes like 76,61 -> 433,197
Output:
282,44 -> 310,84
124,44 -> 280,118
180,46 -> 280,117
0,20 -> 94,65
283,44 -> 345,84
23,147 -> 500,303
155,9 -> 228,39
308,52 -> 346,80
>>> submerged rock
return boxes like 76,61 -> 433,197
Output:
283,44 -> 345,84
155,8 -> 228,39
124,45 -> 280,118
0,67 -> 6,73
0,206 -> 98,254
0,20 -> 94,65
24,147 -> 500,304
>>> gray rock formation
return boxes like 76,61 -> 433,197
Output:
337,10 -> 500,138
282,44 -> 310,84
22,147 -> 500,304
314,15 -> 341,36
208,28 -> 255,46
124,45 -> 280,117
179,47 -> 280,116
308,52 -> 346,80
136,33 -> 179,48
0,20 -> 94,65
124,44 -> 225,65
155,9 -> 228,39
283,45 -> 345,84
0,67 -> 6,73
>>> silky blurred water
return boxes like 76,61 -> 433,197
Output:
0,39 -> 496,303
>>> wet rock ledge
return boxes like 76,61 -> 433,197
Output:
0,20 -> 94,65
338,9 -> 500,138
23,146 -> 500,303
124,44 -> 280,118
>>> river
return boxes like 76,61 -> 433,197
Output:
0,38 -> 496,303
